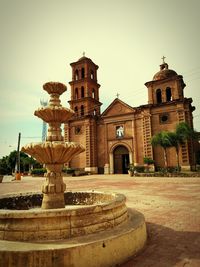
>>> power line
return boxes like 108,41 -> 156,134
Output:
187,77 -> 200,82
182,66 -> 200,75
21,136 -> 41,139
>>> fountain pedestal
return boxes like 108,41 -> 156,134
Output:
42,164 -> 66,209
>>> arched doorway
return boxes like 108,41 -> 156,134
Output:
113,145 -> 130,174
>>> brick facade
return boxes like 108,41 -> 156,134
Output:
65,56 -> 196,173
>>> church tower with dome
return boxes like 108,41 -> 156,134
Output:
65,56 -> 196,173
144,57 -> 195,170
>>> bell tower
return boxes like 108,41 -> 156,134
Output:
68,53 -> 101,117
65,54 -> 102,173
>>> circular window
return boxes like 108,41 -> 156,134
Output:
75,126 -> 81,134
161,114 -> 168,123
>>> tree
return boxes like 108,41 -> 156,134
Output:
151,131 -> 172,168
175,122 -> 194,139
154,122 -> 197,171
167,124 -> 191,171
151,122 -> 197,171
0,150 -> 41,175
0,156 -> 11,175
6,150 -> 17,173
175,122 -> 197,169
21,156 -> 37,173
167,132 -> 180,170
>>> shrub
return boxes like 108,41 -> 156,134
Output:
167,166 -> 181,173
157,167 -> 167,173
157,166 -> 181,173
62,167 -> 75,174
128,164 -> 135,172
143,157 -> 154,165
134,166 -> 145,173
31,168 -> 47,176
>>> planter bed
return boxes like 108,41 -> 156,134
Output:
132,172 -> 200,177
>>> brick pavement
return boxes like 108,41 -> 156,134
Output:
0,174 -> 200,267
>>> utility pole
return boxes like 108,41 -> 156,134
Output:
16,132 -> 21,174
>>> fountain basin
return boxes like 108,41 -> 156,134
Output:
0,191 -> 128,241
0,208 -> 147,267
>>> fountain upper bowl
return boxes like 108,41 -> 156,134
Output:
43,82 -> 67,95
21,141 -> 85,164
34,106 -> 74,123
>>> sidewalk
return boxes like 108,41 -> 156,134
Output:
0,174 -> 200,267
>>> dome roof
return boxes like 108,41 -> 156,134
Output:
78,55 -> 89,61
78,52 -> 91,62
153,62 -> 177,81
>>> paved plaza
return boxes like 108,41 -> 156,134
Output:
0,174 -> 200,267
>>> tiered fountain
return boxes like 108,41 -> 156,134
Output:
22,82 -> 85,210
0,82 -> 147,267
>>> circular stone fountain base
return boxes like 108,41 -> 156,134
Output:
0,209 -> 146,267
0,191 -> 147,266
0,191 -> 128,241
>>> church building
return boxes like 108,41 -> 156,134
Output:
64,55 -> 196,174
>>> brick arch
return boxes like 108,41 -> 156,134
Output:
109,142 -> 133,174
110,142 -> 132,154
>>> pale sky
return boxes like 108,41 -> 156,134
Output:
0,0 -> 200,158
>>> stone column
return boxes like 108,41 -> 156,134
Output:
109,153 -> 114,174
104,163 -> 110,174
42,164 -> 66,209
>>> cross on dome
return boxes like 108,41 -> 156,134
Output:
161,56 -> 166,64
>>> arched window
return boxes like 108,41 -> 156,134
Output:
92,88 -> 95,98
94,109 -> 97,116
75,70 -> 79,80
81,105 -> 84,116
166,87 -> 172,102
81,86 -> 84,98
91,70 -> 94,79
156,89 -> 162,104
81,68 -> 85,78
75,88 -> 78,100
74,106 -> 78,116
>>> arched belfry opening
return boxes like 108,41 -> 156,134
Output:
74,106 -> 78,116
81,68 -> 85,78
113,145 -> 130,174
91,70 -> 94,79
166,87 -> 172,102
75,70 -> 79,80
81,86 -> 84,98
92,88 -> 95,98
80,105 -> 84,116
156,89 -> 162,104
75,88 -> 78,99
